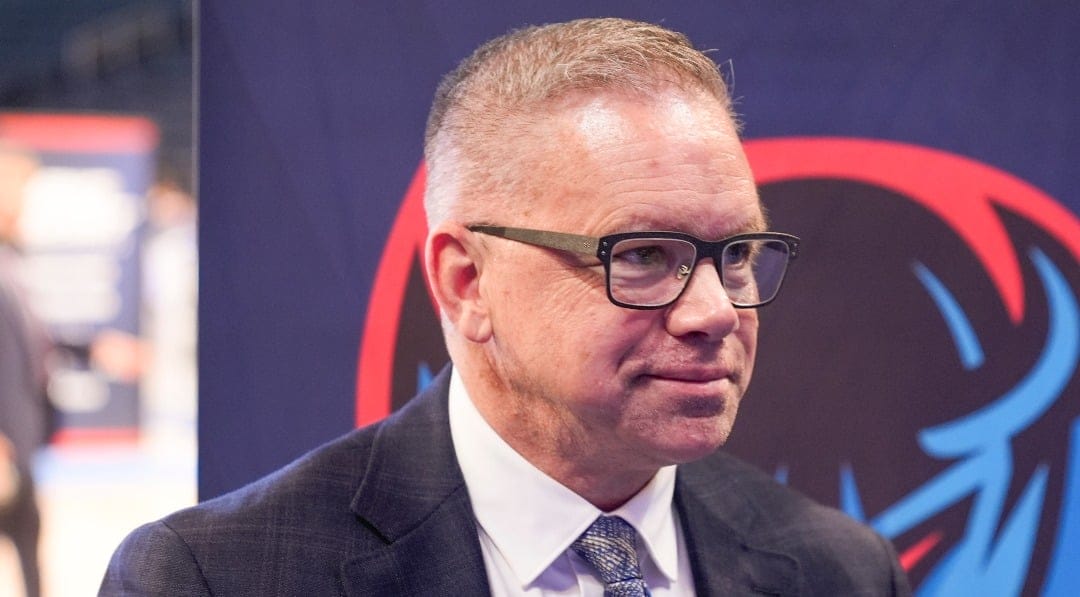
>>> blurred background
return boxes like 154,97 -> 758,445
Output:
0,1 -> 194,595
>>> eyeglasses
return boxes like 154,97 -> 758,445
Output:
467,225 -> 799,310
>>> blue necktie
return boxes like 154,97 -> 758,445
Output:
571,515 -> 651,597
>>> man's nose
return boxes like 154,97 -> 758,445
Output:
663,260 -> 739,339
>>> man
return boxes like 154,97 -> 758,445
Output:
102,18 -> 911,596
1,142 -> 47,597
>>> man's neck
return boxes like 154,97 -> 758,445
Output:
461,367 -> 662,510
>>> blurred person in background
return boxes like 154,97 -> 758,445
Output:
0,141 -> 50,597
139,172 -> 197,445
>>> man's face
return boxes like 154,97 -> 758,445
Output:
475,88 -> 764,479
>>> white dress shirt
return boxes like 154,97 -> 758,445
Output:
448,369 -> 697,596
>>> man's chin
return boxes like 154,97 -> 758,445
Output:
649,427 -> 731,465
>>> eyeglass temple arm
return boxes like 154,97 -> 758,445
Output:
468,226 -> 599,255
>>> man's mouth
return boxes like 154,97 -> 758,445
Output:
641,368 -> 731,384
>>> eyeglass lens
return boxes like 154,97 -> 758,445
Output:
607,237 -> 791,308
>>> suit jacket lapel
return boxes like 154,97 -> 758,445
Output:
341,366 -> 490,596
675,458 -> 800,596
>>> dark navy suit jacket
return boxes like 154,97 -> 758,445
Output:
101,366 -> 911,596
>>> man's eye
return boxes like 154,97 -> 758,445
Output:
614,245 -> 670,268
724,242 -> 754,267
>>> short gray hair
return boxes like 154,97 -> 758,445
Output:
423,17 -> 734,227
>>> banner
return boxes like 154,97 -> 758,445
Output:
200,4 -> 1079,594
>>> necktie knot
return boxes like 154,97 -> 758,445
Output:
571,516 -> 650,597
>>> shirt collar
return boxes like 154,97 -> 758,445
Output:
448,368 -> 681,587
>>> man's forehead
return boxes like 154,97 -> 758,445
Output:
524,88 -> 745,186
504,86 -> 757,236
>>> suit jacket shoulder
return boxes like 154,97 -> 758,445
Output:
676,451 -> 911,596
102,425 -> 378,595
101,367 -> 490,596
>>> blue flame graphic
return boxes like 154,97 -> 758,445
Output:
838,248 -> 1079,596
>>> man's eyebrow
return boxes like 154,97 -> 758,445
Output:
706,218 -> 768,238
595,211 -> 770,237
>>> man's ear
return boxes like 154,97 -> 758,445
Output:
425,222 -> 492,342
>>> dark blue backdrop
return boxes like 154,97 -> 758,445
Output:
199,3 -> 1079,594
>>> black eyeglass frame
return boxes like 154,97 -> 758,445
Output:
467,225 -> 800,310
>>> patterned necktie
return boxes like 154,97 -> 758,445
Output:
571,515 -> 651,597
